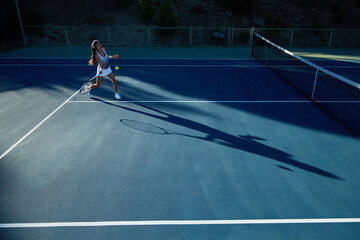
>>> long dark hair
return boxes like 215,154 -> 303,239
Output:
88,40 -> 99,65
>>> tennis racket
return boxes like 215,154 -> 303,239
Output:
80,74 -> 99,95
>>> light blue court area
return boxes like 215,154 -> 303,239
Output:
0,58 -> 360,239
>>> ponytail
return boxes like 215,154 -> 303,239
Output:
88,40 -> 99,65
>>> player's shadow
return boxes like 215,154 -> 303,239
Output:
91,97 -> 342,180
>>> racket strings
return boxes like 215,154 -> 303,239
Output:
80,82 -> 92,94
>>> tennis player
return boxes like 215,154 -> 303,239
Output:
88,40 -> 121,99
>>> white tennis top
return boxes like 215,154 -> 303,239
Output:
96,49 -> 109,69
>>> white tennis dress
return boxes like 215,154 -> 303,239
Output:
96,49 -> 112,77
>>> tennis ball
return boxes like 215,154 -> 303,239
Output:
115,66 -> 119,70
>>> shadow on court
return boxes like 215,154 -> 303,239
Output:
91,97 -> 342,180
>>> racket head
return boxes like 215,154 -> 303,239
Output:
80,82 -> 93,95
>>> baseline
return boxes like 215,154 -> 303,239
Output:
1,218 -> 360,229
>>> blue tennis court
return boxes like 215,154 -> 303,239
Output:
0,55 -> 360,239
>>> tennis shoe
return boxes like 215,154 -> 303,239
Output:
86,90 -> 91,96
115,93 -> 121,100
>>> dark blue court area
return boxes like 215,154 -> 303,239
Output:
0,58 -> 360,239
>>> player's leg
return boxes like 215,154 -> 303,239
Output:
107,72 -> 118,93
91,76 -> 103,89
107,72 -> 121,99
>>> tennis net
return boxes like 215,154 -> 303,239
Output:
252,32 -> 360,136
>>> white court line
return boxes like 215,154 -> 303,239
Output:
1,218 -> 360,228
266,65 -> 360,69
0,89 -> 80,160
0,57 -> 357,63
1,64 -> 359,68
68,100 -> 312,103
0,64 -> 251,67
0,57 -> 247,60
68,100 -> 360,104
67,100 -> 360,104
316,101 -> 360,103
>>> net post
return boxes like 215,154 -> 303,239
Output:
250,27 -> 255,54
311,67 -> 319,100
231,28 -> 234,46
290,29 -> 294,47
14,0 -> 27,46
189,27 -> 192,46
65,27 -> 70,46
328,30 -> 333,48
228,27 -> 231,47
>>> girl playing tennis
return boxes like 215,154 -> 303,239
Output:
88,40 -> 121,99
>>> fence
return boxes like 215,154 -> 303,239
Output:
22,26 -> 360,48
255,28 -> 360,49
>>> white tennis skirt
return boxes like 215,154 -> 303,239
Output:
97,67 -> 112,77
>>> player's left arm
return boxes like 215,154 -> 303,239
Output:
109,53 -> 119,59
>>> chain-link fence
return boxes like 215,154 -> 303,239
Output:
21,26 -> 360,48
23,25 -> 242,47
254,28 -> 360,49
